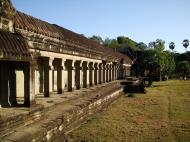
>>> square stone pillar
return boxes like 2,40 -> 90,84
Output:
102,63 -> 105,83
35,69 -> 40,94
96,63 -> 99,85
98,63 -> 102,84
53,69 -> 57,92
87,62 -> 89,87
44,58 -> 54,97
117,65 -> 119,79
107,64 -> 110,82
0,63 -> 9,107
115,66 -> 118,80
62,59 -> 67,92
110,65 -> 112,82
49,58 -> 54,93
23,62 -> 33,107
111,66 -> 113,81
91,63 -> 94,86
80,61 -> 83,88
72,60 -> 76,90
106,64 -> 109,82
114,65 -> 117,80
93,63 -> 98,85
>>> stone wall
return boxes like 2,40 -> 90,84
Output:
2,82 -> 124,142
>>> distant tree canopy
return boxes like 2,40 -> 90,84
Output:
137,49 -> 175,80
136,42 -> 148,50
173,51 -> 190,79
89,35 -> 140,51
89,35 -> 141,60
89,35 -> 103,45
176,61 -> 190,79
148,39 -> 165,51
89,35 -> 181,80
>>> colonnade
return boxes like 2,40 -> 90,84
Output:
34,57 -> 121,97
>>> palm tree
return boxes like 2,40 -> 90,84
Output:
182,39 -> 189,51
169,42 -> 175,51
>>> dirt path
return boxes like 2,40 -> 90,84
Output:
68,80 -> 190,142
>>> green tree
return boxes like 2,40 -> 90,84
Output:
149,39 -> 165,51
161,51 -> 176,76
138,49 -> 175,80
103,38 -> 112,47
176,61 -> 190,79
117,36 -> 127,44
136,42 -> 148,50
89,35 -> 103,44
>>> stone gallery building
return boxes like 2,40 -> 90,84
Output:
0,0 -> 132,107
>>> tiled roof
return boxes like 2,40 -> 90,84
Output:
0,30 -> 31,60
14,11 -> 131,63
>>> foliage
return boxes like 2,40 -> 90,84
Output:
161,51 -> 176,76
174,51 -> 190,63
117,36 -> 127,44
103,38 -> 118,48
89,35 -> 103,44
138,39 -> 176,80
182,39 -> 189,48
169,42 -> 175,50
136,42 -> 148,50
176,61 -> 190,79
89,35 -> 140,52
149,39 -> 165,51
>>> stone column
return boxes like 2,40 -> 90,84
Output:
109,64 -> 112,82
116,65 -> 118,80
102,63 -> 106,83
23,63 -> 30,106
89,62 -> 94,86
80,61 -> 83,89
105,64 -> 107,82
38,59 -> 44,94
112,64 -> 115,81
106,64 -> 109,82
98,63 -> 102,84
108,64 -> 110,82
9,69 -> 17,106
91,62 -> 94,86
117,65 -> 120,80
65,60 -> 72,92
94,63 -> 98,85
72,60 -> 76,91
82,61 -> 87,88
44,57 -> 53,97
57,59 -> 62,94
0,62 -> 9,107
61,58 -> 67,93
86,62 -> 89,87
96,63 -> 99,85
29,61 -> 36,105
35,62 -> 40,94
49,58 -> 54,93
115,65 -> 118,80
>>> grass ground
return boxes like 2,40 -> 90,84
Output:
68,80 -> 190,142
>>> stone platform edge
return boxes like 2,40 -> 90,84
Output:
2,83 -> 124,142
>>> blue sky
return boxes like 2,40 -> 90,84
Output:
12,0 -> 190,53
